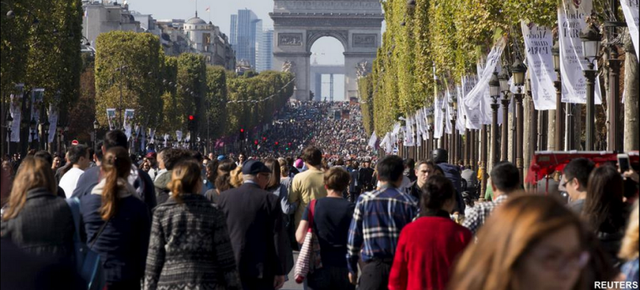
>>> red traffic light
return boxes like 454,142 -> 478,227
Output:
262,137 -> 266,141
288,142 -> 292,146
254,140 -> 258,145
188,115 -> 194,121
275,141 -> 279,145
240,128 -> 245,133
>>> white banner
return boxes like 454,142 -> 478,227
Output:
176,130 -> 183,142
445,89 -> 453,134
123,109 -> 135,138
404,115 -> 415,146
456,86 -> 467,133
462,76 -> 482,129
464,37 -> 508,108
9,88 -> 23,142
367,131 -> 377,148
558,0 -> 602,104
149,128 -> 156,143
47,105 -> 58,143
106,108 -> 116,130
434,96 -> 445,138
621,0 -> 639,63
521,21 -> 557,110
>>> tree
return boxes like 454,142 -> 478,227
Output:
204,65 -> 228,139
176,53 -> 207,136
94,31 -> 164,130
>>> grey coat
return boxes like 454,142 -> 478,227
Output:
144,193 -> 240,290
0,187 -> 74,258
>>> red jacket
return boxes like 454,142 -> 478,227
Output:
388,216 -> 472,290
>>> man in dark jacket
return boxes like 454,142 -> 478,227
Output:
217,160 -> 286,290
348,161 -> 360,202
71,130 -> 157,212
358,158 -> 375,193
432,149 -> 465,214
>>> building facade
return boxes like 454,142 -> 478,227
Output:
256,29 -> 274,72
230,9 -> 260,69
82,0 -> 141,46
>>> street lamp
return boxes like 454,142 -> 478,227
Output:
427,112 -> 434,152
552,42 -> 565,151
498,69 -> 510,161
29,118 -> 36,149
489,72 -> 500,166
93,119 -> 100,153
6,114 -> 13,155
41,119 -> 50,151
511,58 -> 527,183
580,23 -> 601,151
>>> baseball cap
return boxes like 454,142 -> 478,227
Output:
217,155 -> 226,161
242,160 -> 271,175
145,152 -> 157,159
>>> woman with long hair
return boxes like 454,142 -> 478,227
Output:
389,176 -> 472,290
205,159 -> 237,204
265,157 -> 297,215
81,147 -> 151,289
582,165 -> 628,266
144,160 -> 240,290
1,157 -> 74,259
449,195 -> 591,290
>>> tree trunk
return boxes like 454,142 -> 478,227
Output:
624,29 -> 639,151
523,95 -> 532,186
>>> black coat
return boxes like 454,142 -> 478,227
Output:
217,183 -> 285,279
0,188 -> 75,258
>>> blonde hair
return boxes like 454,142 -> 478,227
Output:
168,160 -> 202,203
449,194 -> 588,290
619,202 -> 639,261
230,166 -> 244,188
2,157 -> 57,221
100,147 -> 131,221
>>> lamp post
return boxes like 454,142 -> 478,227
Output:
489,72 -> 500,167
41,119 -> 50,152
580,23 -> 601,151
451,97 -> 457,164
6,114 -> 13,156
512,58 -> 527,183
552,42 -> 565,151
605,18 -> 623,151
427,113 -> 434,154
29,118 -> 36,150
498,69 -> 510,161
93,119 -> 99,153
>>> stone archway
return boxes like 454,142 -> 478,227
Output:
270,0 -> 383,101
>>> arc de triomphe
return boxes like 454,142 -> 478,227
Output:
270,0 -> 383,101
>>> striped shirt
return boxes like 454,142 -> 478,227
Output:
346,185 -> 418,274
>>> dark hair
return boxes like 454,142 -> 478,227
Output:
405,158 -> 415,170
68,144 -> 89,165
490,162 -> 520,193
583,165 -> 626,233
168,160 -> 202,202
324,167 -> 351,192
264,158 -> 281,190
205,159 -> 219,183
34,150 -> 53,166
420,175 -> 455,215
215,160 -> 237,193
163,148 -> 193,170
564,158 -> 595,189
335,158 -> 345,166
95,142 -> 104,162
376,155 -> 405,183
191,151 -> 203,163
432,164 -> 445,176
104,130 -> 128,150
301,146 -> 323,167
100,147 -> 132,220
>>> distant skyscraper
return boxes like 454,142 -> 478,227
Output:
229,9 -> 260,69
256,29 -> 273,72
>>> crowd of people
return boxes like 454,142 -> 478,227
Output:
245,101 -> 370,161
1,127 -> 639,290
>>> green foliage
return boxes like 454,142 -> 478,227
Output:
204,65 -> 228,139
1,0 -> 83,118
94,31 -> 164,130
366,0 -> 559,137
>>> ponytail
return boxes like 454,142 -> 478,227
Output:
99,147 -> 131,221
100,168 -> 119,220
168,160 -> 202,203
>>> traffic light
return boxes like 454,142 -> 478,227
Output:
239,128 -> 245,140
275,141 -> 279,146
187,115 -> 195,131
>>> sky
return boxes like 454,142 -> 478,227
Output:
128,0 -> 351,99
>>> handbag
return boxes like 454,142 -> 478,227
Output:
66,197 -> 107,290
294,199 -> 323,283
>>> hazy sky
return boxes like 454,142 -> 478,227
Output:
128,0 -> 352,99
